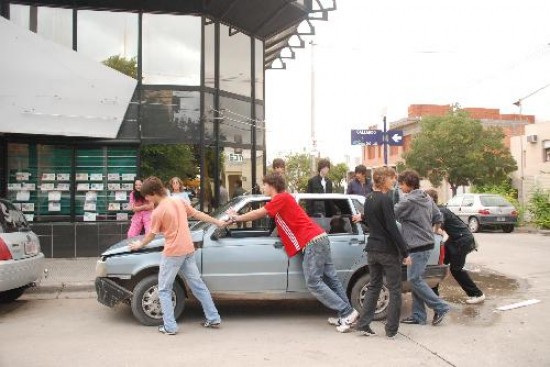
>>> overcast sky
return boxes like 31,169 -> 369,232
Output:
265,0 -> 550,166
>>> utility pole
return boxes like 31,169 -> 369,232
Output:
310,41 -> 317,175
383,115 -> 388,166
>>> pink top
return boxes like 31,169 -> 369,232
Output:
129,192 -> 152,223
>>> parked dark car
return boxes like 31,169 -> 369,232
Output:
96,194 -> 447,325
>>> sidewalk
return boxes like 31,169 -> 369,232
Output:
27,257 -> 98,295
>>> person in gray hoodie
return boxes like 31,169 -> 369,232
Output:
394,170 -> 450,326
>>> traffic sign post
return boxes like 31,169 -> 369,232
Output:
386,130 -> 403,146
351,126 -> 404,166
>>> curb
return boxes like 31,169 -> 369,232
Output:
27,282 -> 95,294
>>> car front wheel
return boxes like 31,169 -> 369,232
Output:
130,274 -> 186,326
502,224 -> 515,233
0,287 -> 26,303
350,273 -> 389,321
468,217 -> 481,233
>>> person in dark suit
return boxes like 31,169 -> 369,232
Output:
306,159 -> 333,216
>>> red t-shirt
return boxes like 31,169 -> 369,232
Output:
264,192 -> 325,257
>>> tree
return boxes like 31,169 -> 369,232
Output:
102,55 -> 137,79
328,162 -> 349,193
285,153 -> 312,193
403,110 -> 517,196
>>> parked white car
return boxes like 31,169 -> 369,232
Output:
0,199 -> 44,302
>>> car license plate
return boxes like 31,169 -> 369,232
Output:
24,241 -> 38,255
497,217 -> 505,222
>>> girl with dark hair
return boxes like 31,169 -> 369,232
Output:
127,178 -> 154,238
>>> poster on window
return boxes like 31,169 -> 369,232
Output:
41,183 -> 55,191
48,202 -> 61,212
16,172 -> 31,181
90,173 -> 103,181
48,191 -> 62,201
121,183 -> 134,191
108,173 -> 120,181
108,202 -> 120,211
115,191 -> 127,201
122,202 -> 131,211
121,174 -> 136,181
116,213 -> 128,221
84,202 -> 97,211
21,183 -> 36,191
77,183 -> 90,191
13,203 -> 22,210
85,191 -> 97,201
76,173 -> 89,181
57,173 -> 70,181
41,173 -> 56,181
16,191 -> 30,201
91,183 -> 104,191
8,183 -> 22,191
83,212 -> 97,222
57,183 -> 70,191
21,203 -> 35,212
24,214 -> 34,222
108,183 -> 121,191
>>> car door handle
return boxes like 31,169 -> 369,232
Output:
273,242 -> 284,249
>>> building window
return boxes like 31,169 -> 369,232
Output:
204,19 -> 215,88
543,140 -> 550,162
220,24 -> 251,97
255,38 -> 264,101
77,10 -> 138,63
142,14 -> 201,85
37,6 -> 72,49
9,4 -> 30,30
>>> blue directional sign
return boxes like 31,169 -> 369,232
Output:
351,129 -> 383,146
386,129 -> 404,146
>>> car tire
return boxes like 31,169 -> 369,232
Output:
350,273 -> 389,321
468,217 -> 481,233
0,287 -> 26,303
502,224 -> 515,233
130,274 -> 186,326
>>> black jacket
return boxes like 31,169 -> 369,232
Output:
306,175 -> 333,194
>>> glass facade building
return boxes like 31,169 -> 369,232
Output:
0,0 -> 332,257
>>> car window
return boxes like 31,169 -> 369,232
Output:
218,200 -> 274,239
446,196 -> 463,207
299,199 -> 357,235
352,198 -> 364,215
462,196 -> 474,207
0,200 -> 30,233
480,195 -> 512,207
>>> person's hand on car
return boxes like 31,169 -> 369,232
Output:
351,213 -> 362,223
402,256 -> 412,266
129,241 -> 143,251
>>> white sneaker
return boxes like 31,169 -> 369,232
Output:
327,317 -> 341,326
466,294 -> 486,304
335,309 -> 359,333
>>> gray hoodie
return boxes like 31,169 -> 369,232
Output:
394,189 -> 442,251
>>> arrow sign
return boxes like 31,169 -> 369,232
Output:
386,129 -> 404,146
351,129 -> 383,146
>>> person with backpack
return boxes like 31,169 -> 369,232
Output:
425,189 -> 485,304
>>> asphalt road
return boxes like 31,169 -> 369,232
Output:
1,232 -> 549,367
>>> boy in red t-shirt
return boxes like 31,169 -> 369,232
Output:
227,173 -> 359,331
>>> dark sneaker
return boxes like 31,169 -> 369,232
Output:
202,320 -> 221,329
158,326 -> 177,335
358,326 -> 376,336
400,317 -> 421,325
386,332 -> 397,339
432,309 -> 450,326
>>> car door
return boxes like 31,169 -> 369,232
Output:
200,199 -> 288,293
287,197 -> 365,292
458,194 -> 475,223
445,195 -> 464,222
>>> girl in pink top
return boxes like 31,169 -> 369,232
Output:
127,178 -> 154,238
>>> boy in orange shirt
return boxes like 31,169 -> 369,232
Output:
129,177 -> 225,335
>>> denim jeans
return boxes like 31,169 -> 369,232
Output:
355,252 -> 402,336
158,252 -> 220,333
302,236 -> 353,317
407,249 -> 450,323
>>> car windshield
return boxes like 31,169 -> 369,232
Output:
190,197 -> 240,231
480,196 -> 512,207
0,200 -> 30,233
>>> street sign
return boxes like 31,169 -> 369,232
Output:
351,129 -> 383,146
386,130 -> 404,146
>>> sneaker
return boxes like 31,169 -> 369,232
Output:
335,309 -> 359,333
327,317 -> 341,326
432,309 -> 450,326
466,294 -> 486,304
201,320 -> 221,329
358,326 -> 376,336
158,326 -> 177,335
400,317 -> 421,325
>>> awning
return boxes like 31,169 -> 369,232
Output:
0,17 -> 137,138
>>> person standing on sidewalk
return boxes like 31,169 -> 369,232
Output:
351,166 -> 411,338
425,189 -> 485,304
129,177 -> 225,335
227,173 -> 359,331
272,158 -> 286,174
127,178 -> 154,238
307,159 -> 332,194
346,164 -> 373,197
395,170 -> 450,326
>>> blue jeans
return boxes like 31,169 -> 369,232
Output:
158,253 -> 221,333
407,250 -> 450,323
302,237 -> 353,317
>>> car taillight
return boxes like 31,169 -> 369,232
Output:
478,209 -> 490,215
438,241 -> 445,265
0,238 -> 13,261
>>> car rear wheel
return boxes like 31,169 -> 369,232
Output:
130,274 -> 186,326
0,287 -> 26,303
502,224 -> 515,233
468,217 -> 481,233
350,273 -> 389,321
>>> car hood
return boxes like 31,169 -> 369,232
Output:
100,230 -> 205,257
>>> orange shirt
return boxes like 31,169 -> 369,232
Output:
150,197 -> 199,256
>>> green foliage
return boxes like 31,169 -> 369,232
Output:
473,181 -> 525,224
140,145 -> 198,184
529,189 -> 550,230
403,110 -> 517,195
102,55 -> 138,79
328,162 -> 349,193
284,153 -> 313,193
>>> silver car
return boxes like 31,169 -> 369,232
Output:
95,194 -> 447,326
0,199 -> 44,302
445,193 -> 518,233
